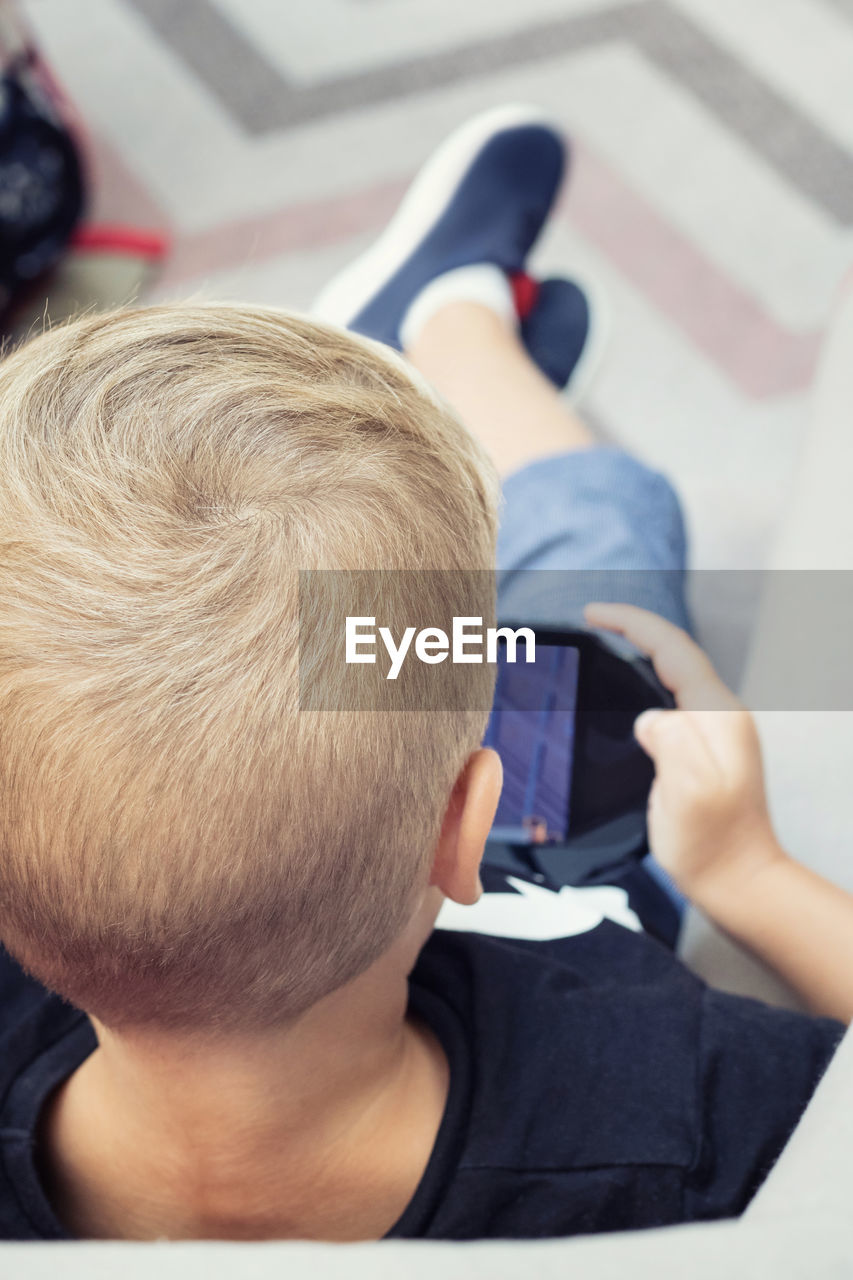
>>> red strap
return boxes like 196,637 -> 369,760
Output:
71,224 -> 170,260
509,271 -> 540,320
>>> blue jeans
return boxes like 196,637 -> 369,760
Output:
496,448 -> 690,632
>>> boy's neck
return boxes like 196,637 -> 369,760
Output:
38,898 -> 450,1241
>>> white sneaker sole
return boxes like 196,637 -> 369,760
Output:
312,103 -> 563,330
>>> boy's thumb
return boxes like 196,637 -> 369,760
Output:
634,707 -> 666,756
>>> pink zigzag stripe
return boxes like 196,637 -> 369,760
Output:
565,142 -> 821,399
157,177 -> 410,287
149,141 -> 821,400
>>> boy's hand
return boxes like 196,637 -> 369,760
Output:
583,603 -> 786,913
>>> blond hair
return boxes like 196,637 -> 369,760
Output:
0,304 -> 498,1033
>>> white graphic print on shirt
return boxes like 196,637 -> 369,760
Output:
436,876 -> 642,941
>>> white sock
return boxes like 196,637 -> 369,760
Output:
399,264 -> 516,351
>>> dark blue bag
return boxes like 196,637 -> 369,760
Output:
0,9 -> 85,319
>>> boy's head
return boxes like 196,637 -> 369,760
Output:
0,304 -> 499,1035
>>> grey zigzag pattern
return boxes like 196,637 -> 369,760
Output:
126,0 -> 853,224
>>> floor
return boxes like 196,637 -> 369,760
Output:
20,0 -> 853,681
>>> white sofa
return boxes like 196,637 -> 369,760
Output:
3,1024 -> 852,1276
678,279 -> 853,1014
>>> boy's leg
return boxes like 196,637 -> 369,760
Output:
314,105 -> 690,629
406,300 -> 595,475
313,106 -> 689,629
406,298 -> 691,637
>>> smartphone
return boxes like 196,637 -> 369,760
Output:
483,627 -> 675,864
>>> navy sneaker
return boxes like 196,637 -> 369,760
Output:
313,105 -> 566,350
512,271 -> 605,399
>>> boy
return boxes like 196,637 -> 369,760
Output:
0,108 -> 849,1244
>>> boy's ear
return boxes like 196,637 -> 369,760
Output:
429,748 -> 502,906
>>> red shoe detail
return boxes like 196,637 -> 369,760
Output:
71,224 -> 170,260
510,271 -> 541,321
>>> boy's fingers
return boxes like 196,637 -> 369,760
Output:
634,707 -> 666,754
584,602 -> 697,662
634,707 -> 716,782
634,707 -> 692,754
584,602 -> 739,711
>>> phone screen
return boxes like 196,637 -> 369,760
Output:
483,642 -> 579,845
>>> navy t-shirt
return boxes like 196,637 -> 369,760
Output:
0,866 -> 844,1241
